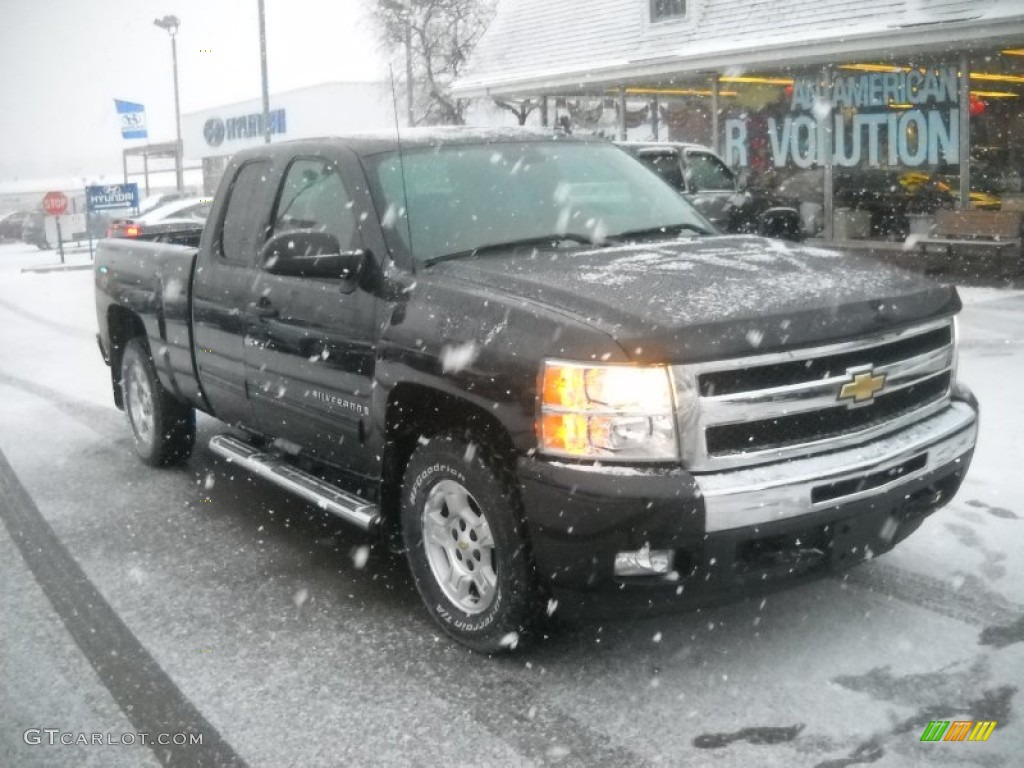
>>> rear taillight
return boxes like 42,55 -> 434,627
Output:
107,222 -> 140,238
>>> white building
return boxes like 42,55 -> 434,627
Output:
182,81 -> 406,194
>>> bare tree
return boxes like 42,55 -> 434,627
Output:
493,98 -> 539,126
370,0 -> 495,126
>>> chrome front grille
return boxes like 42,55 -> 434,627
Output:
672,319 -> 957,471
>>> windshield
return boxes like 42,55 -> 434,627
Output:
365,140 -> 712,263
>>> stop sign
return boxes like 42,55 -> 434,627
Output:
42,191 -> 68,216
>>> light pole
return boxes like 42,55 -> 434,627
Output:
404,10 -> 414,127
154,14 -> 184,192
257,0 -> 271,143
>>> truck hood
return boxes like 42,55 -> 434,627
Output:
431,235 -> 959,363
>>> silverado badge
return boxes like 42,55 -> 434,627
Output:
838,367 -> 886,406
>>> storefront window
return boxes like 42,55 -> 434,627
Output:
655,93 -> 715,147
717,72 -> 828,236
718,52 -> 1024,239
548,49 -> 1023,240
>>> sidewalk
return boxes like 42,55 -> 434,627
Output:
9,243 -> 96,274
810,237 -> 1024,288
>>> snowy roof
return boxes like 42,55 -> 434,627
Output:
454,0 -> 1024,97
228,128 -> 607,163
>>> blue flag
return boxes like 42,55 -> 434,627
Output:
114,100 -> 148,140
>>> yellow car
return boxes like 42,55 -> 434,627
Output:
899,171 -> 1001,210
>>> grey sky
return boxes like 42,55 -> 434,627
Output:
0,0 -> 387,181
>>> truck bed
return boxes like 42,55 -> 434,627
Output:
95,237 -> 204,410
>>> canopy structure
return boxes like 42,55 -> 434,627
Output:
121,141 -> 199,196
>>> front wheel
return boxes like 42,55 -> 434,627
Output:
121,337 -> 195,466
401,435 -> 540,652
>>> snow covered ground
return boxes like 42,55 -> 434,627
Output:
0,240 -> 1021,767
888,285 -> 1024,599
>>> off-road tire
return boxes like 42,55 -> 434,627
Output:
401,434 -> 539,653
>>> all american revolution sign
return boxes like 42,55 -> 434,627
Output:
724,67 -> 961,169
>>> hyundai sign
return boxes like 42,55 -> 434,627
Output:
86,184 -> 140,212
203,109 -> 287,147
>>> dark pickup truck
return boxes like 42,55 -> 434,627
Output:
96,129 -> 978,652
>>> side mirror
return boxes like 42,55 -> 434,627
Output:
736,170 -> 749,192
261,230 -> 366,280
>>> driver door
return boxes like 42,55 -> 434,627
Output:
244,152 -> 379,477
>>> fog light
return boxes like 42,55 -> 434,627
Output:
614,546 -> 674,577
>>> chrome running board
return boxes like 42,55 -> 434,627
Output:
209,435 -> 380,532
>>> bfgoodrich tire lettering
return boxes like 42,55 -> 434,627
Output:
121,337 -> 196,466
401,434 -> 539,652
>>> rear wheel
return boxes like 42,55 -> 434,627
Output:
401,434 -> 539,652
121,337 -> 195,466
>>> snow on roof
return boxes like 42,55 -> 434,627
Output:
455,0 -> 1024,96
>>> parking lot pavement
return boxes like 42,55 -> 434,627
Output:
1,245 -> 1021,766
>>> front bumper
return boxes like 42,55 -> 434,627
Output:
697,400 -> 976,532
517,397 -> 977,608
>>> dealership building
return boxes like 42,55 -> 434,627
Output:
454,0 -> 1024,241
181,82 -> 404,194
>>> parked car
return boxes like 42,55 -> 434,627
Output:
0,210 -> 30,240
106,196 -> 212,239
95,129 -> 977,652
137,191 -> 197,216
21,210 -> 49,249
619,141 -> 802,239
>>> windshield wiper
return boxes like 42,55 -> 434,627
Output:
424,233 -> 595,266
609,222 -> 713,242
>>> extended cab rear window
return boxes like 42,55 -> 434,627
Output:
219,160 -> 272,265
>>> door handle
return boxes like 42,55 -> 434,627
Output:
248,297 -> 279,319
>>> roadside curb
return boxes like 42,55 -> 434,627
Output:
21,263 -> 94,274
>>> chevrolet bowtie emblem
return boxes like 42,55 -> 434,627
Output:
838,368 -> 886,406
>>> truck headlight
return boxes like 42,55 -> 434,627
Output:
539,361 -> 679,460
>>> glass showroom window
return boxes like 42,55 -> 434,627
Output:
713,57 -> 1024,240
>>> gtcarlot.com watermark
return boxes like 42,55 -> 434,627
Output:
24,729 -> 203,747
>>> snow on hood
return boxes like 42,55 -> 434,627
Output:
439,236 -> 929,325
432,235 -> 958,362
